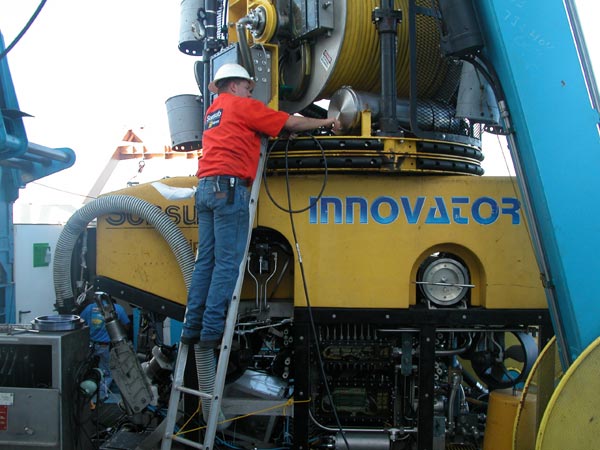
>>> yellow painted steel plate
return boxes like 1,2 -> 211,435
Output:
513,337 -> 562,450
536,336 -> 600,449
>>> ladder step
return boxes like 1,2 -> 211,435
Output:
176,384 -> 214,400
171,434 -> 205,449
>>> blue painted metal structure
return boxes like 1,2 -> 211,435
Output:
0,33 -> 76,323
475,1 -> 600,365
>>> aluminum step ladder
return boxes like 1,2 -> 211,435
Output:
161,140 -> 267,450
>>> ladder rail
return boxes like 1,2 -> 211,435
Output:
202,139 -> 268,449
161,342 -> 188,450
161,139 -> 268,450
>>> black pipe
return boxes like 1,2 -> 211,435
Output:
373,0 -> 402,135
236,22 -> 256,79
204,0 -> 218,50
202,0 -> 219,125
408,0 -> 419,136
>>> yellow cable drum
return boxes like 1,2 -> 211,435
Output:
278,0 -> 454,113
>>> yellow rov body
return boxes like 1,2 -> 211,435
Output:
96,173 -> 545,311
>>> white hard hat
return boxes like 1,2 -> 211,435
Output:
208,63 -> 255,94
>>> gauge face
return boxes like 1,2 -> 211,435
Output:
420,257 -> 470,306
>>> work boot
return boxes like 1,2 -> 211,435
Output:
198,336 -> 222,349
180,325 -> 202,345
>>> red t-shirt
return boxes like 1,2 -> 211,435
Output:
197,93 -> 289,182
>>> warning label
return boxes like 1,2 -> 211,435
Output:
320,49 -> 333,71
0,405 -> 8,431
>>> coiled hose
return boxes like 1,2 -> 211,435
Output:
195,343 -> 228,427
52,193 -> 225,426
53,194 -> 195,312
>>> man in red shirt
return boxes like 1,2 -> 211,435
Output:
181,63 -> 340,347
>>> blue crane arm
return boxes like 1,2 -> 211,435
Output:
0,31 -> 76,323
0,32 -> 76,187
474,0 -> 600,366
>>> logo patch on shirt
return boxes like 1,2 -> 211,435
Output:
206,109 -> 223,129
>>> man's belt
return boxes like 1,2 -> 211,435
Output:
200,175 -> 249,187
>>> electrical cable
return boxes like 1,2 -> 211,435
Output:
72,346 -> 101,450
262,133 -> 329,214
72,358 -> 90,450
30,180 -> 97,200
221,0 -> 229,42
274,135 -> 351,450
147,311 -> 165,346
465,54 -> 506,104
0,348 -> 10,385
0,0 -> 47,61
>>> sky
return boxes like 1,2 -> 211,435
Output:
0,0 -> 598,222
1,0 -> 201,219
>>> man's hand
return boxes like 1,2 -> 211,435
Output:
330,118 -> 343,135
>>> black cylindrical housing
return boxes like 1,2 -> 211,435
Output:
438,0 -> 484,57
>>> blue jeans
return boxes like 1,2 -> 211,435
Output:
93,343 -> 111,399
183,176 -> 250,341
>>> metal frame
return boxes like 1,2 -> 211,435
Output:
293,306 -> 553,450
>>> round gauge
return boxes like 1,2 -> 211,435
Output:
419,257 -> 470,306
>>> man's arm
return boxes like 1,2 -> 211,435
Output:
284,115 -> 341,133
115,304 -> 131,331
